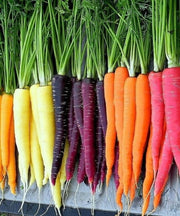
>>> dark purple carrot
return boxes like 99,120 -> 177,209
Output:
92,111 -> 104,194
51,74 -> 72,185
82,78 -> 96,184
77,142 -> 86,184
73,80 -> 84,139
68,77 -> 76,143
96,80 -> 107,137
114,141 -> 119,190
100,135 -> 106,185
66,120 -> 80,181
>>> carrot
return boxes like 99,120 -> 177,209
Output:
37,84 -> 55,183
104,72 -> 116,186
122,77 -> 136,196
154,132 -> 173,196
153,176 -> 168,211
1,93 -> 13,170
51,75 -> 72,185
114,141 -> 119,191
30,114 -> 44,190
163,67 -> 180,173
116,183 -> 123,210
142,127 -> 153,216
148,71 -> 165,175
132,74 -> 151,184
82,78 -> 96,184
59,139 -> 69,189
114,66 -> 129,145
7,113 -> 16,195
0,95 -> 4,182
14,88 -> 31,189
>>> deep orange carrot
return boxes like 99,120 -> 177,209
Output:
104,72 -> 116,186
132,74 -> 151,184
122,77 -> 136,196
114,66 -> 129,195
1,93 -> 13,170
153,176 -> 168,211
142,127 -> 153,216
130,174 -> 136,204
0,95 -> 3,182
7,113 -> 16,195
116,183 -> 123,210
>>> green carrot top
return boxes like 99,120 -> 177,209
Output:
0,0 -> 18,94
18,3 -> 36,89
48,0 -> 74,76
71,0 -> 86,80
152,0 -> 167,72
165,0 -> 180,68
132,0 -> 151,74
35,0 -> 53,86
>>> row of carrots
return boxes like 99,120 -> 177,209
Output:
0,0 -> 180,215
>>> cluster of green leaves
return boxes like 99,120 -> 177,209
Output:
0,0 -> 180,92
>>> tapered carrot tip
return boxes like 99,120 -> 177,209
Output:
51,178 -> 56,186
10,185 -> 16,195
106,169 -> 112,187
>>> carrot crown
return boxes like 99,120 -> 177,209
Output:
0,0 -> 18,94
165,0 -> 180,68
152,0 -> 167,72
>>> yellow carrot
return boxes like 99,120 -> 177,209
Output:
14,88 -> 31,189
37,84 -> 55,183
60,139 -> 69,190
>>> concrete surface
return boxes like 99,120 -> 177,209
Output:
0,164 -> 179,216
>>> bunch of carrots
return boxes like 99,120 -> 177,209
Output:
0,0 -> 180,215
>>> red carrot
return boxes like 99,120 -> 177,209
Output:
82,78 -> 96,184
148,71 -> 165,175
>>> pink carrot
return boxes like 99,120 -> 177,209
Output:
162,67 -> 180,173
148,71 -> 165,175
154,131 -> 173,196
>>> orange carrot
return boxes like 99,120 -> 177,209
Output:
153,176 -> 168,211
116,183 -> 123,210
114,66 -> 129,188
132,74 -> 151,184
142,127 -> 153,216
7,113 -> 16,195
130,174 -> 136,204
1,93 -> 13,170
104,72 -> 116,186
0,95 -> 3,182
122,77 -> 136,196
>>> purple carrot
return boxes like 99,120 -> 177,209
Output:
66,120 -> 80,181
92,106 -> 104,194
68,77 -> 76,143
51,74 -> 72,185
96,80 -> 107,137
100,135 -> 106,185
73,80 -> 83,138
82,78 -> 96,184
114,141 -> 119,190
77,143 -> 86,184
